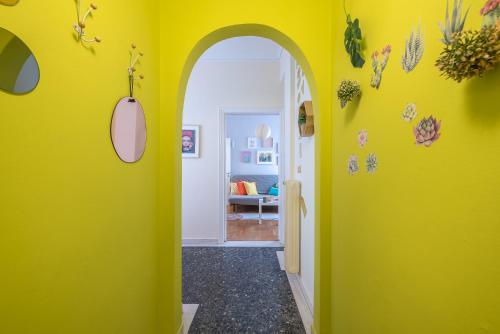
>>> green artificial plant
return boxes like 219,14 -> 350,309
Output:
343,0 -> 365,68
337,79 -> 361,109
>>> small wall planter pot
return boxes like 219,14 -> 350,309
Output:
298,101 -> 314,137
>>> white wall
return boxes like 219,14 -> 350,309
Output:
226,114 -> 280,176
182,60 -> 283,241
281,51 -> 315,312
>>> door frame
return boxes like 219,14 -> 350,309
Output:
218,107 -> 285,244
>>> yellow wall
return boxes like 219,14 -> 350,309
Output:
0,1 -> 160,333
3,0 -> 498,333
331,0 -> 500,333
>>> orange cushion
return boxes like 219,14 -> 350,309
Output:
237,182 -> 247,195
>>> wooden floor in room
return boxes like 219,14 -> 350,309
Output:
226,219 -> 279,241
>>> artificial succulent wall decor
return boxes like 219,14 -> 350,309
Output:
337,79 -> 361,109
370,45 -> 392,89
480,0 -> 500,28
343,0 -> 365,68
439,0 -> 470,45
414,116 -> 442,147
348,155 -> 360,175
366,153 -> 378,173
73,1 -> 102,45
402,103 -> 417,122
358,130 -> 368,148
436,0 -> 499,82
402,26 -> 425,73
436,26 -> 499,81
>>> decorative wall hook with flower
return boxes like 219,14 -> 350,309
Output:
370,45 -> 391,89
73,0 -> 101,45
128,43 -> 144,98
413,116 -> 442,147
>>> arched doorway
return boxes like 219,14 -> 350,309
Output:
171,24 -> 327,333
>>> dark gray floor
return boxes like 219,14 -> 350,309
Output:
183,247 -> 306,334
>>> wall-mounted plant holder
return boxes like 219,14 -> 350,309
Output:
73,1 -> 102,45
298,101 -> 314,137
337,79 -> 361,109
0,27 -> 40,95
128,43 -> 144,98
0,0 -> 20,6
111,97 -> 147,163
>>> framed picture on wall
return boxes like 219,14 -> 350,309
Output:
257,151 -> 274,165
247,137 -> 258,149
182,125 -> 200,158
241,151 -> 252,163
263,137 -> 273,148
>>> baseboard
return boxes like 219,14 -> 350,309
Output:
182,238 -> 219,246
296,276 -> 314,315
176,321 -> 184,334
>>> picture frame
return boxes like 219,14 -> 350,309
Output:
263,136 -> 274,148
247,137 -> 258,149
257,150 -> 274,165
182,125 -> 200,158
241,151 -> 252,163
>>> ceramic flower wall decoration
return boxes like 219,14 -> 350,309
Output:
370,45 -> 391,89
348,155 -> 360,175
366,153 -> 377,173
358,130 -> 368,147
402,103 -> 417,122
73,1 -> 102,45
402,26 -> 425,73
414,116 -> 442,147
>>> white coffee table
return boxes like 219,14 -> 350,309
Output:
258,196 -> 279,224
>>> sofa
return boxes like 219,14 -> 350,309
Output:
228,175 -> 279,211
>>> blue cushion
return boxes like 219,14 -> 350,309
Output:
268,187 -> 279,196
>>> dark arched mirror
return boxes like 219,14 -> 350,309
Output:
0,27 -> 40,95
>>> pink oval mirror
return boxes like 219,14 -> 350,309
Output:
111,97 -> 147,163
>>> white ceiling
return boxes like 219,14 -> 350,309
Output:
200,37 -> 283,61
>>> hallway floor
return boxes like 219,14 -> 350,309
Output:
183,247 -> 306,333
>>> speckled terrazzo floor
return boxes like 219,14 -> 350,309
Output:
183,247 -> 306,334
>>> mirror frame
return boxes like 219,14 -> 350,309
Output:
110,97 -> 147,163
0,26 -> 41,95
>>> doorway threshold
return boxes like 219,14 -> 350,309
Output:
183,240 -> 284,247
